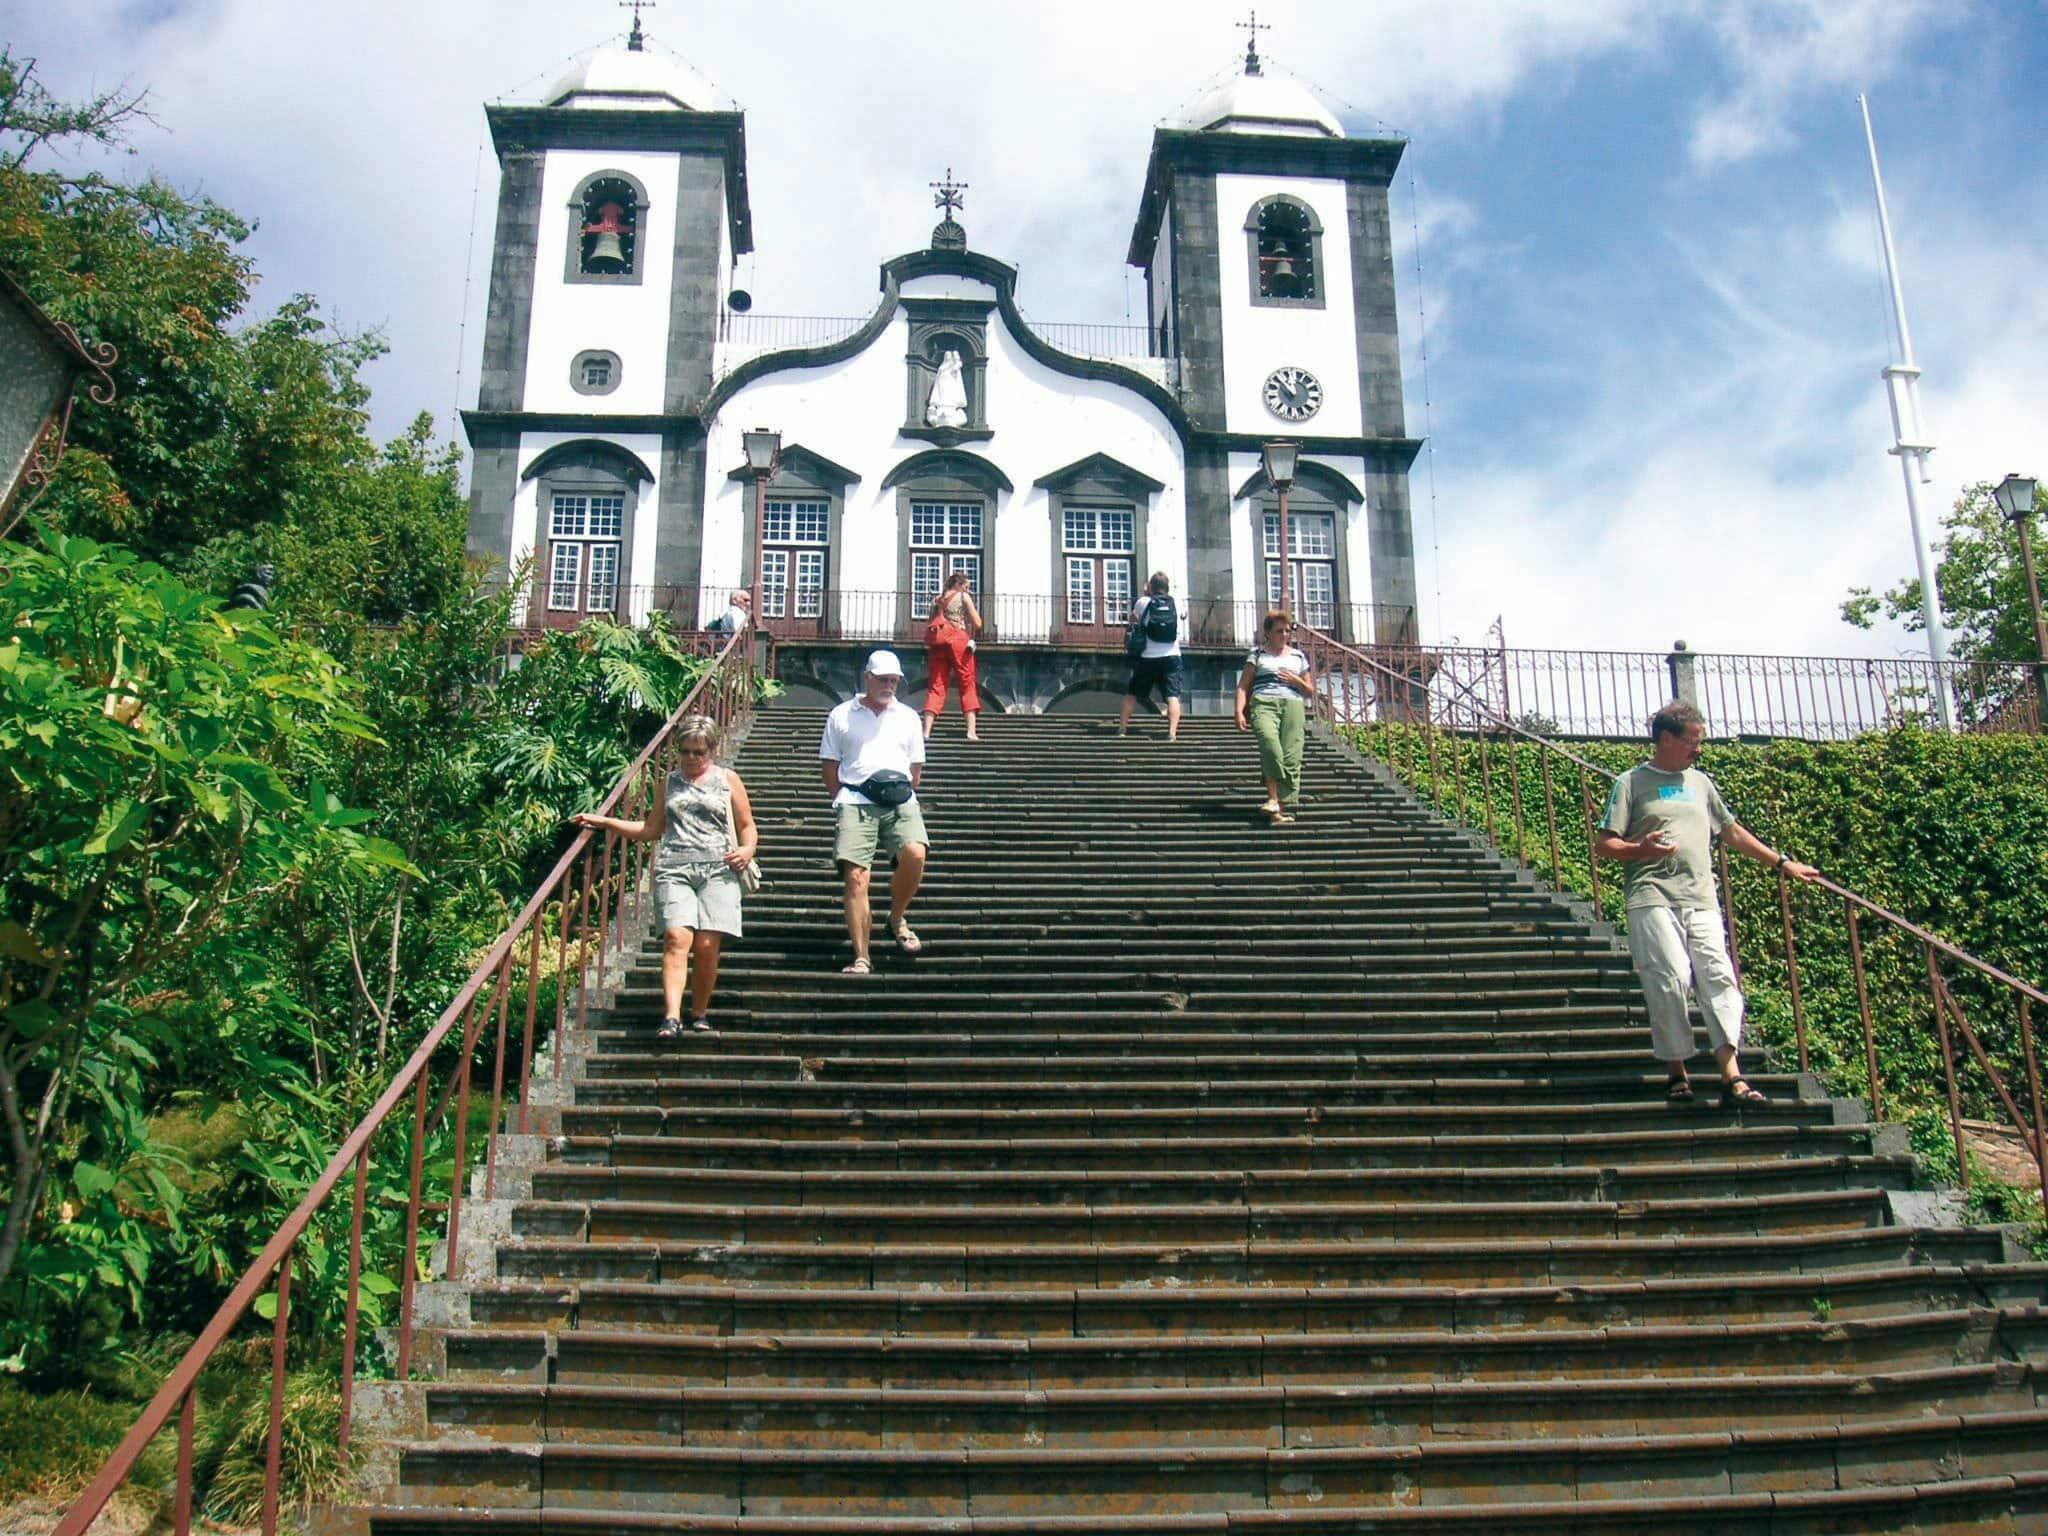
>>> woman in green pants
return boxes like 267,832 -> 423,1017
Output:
1234,610 -> 1315,824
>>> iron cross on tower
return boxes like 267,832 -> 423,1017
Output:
1236,9 -> 1270,74
620,0 -> 654,50
930,168 -> 968,219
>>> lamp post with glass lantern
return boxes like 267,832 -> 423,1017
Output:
742,428 -> 781,630
1261,440 -> 1299,621
1992,473 -> 2046,724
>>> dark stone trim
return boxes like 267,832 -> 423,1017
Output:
1035,452 -> 1166,497
723,443 -> 861,490
1166,173 -> 1225,428
881,449 -> 1013,495
899,425 -> 995,448
653,427 -> 709,593
664,154 -> 726,414
562,168 -> 651,288
1347,179 -> 1408,439
477,151 -> 545,413
464,427 -> 521,570
1127,128 -> 1406,266
569,349 -> 623,396
699,290 -> 899,420
485,105 -> 754,256
1243,193 -> 1326,311
704,251 -> 1192,447
520,438 -> 657,485
1231,460 -> 1365,506
993,280 -> 1190,438
1183,439 -> 1234,644
466,410 -> 673,438
905,311 -> 989,431
1199,430 -> 1423,470
880,248 -> 1018,290
900,297 -> 996,323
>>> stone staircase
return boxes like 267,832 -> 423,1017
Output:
367,709 -> 2048,1534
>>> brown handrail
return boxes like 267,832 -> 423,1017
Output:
56,630 -> 761,1536
1300,626 -> 2048,1200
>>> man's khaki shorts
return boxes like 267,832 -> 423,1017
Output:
834,801 -> 930,869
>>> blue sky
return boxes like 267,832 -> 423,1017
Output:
10,0 -> 2047,658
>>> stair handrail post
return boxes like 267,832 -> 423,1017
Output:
1776,865 -> 1810,1075
1845,902 -> 1883,1120
2019,997 -> 2048,1199
1924,943 -> 1971,1191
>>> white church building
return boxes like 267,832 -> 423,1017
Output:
463,19 -> 1421,708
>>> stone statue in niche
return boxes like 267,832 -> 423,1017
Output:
925,349 -> 969,428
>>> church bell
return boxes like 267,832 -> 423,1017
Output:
583,202 -> 629,268
1269,254 -> 1298,286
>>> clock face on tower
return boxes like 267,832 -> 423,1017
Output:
1263,366 -> 1322,423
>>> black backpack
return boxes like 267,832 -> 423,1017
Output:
1141,595 -> 1178,643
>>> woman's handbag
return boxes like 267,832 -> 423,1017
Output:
720,777 -> 763,894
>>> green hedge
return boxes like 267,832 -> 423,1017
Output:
1340,723 -> 2048,1136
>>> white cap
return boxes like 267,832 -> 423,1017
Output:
864,649 -> 906,677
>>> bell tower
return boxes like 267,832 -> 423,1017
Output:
1128,22 -> 1421,641
464,16 -> 754,611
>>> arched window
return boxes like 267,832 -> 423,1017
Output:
882,451 -> 1013,635
1245,195 -> 1325,307
566,170 -> 650,286
521,440 -> 654,625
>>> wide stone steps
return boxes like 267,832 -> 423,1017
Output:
514,1189 -> 1894,1247
558,1098 -> 1852,1141
554,1124 -> 1895,1172
388,1406 -> 2048,1516
363,1475 -> 2048,1535
490,1228 -> 2019,1290
523,1157 -> 1920,1211
456,1266 -> 2048,1335
441,1305 -> 2042,1389
360,710 -> 2048,1536
422,1362 -> 2044,1448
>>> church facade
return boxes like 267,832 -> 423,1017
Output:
463,26 -> 1422,709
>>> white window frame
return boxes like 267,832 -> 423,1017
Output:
1262,509 -> 1337,631
761,496 -> 829,620
548,491 -> 627,613
909,500 -> 983,616
1061,505 -> 1135,627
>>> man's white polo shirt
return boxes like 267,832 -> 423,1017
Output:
819,695 -> 926,809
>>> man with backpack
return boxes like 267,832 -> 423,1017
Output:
1119,572 -> 1184,741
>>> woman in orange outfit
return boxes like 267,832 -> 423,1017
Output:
922,570 -> 983,741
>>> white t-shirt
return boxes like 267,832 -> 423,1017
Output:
1129,595 -> 1182,659
819,695 -> 926,808
721,604 -> 751,632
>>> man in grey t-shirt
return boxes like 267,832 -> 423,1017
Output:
1594,702 -> 1819,1105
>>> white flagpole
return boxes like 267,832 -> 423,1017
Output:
1860,93 -> 1953,727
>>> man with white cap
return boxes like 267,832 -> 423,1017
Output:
818,649 -> 930,974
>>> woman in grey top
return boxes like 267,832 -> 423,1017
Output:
1234,610 -> 1315,824
573,716 -> 758,1036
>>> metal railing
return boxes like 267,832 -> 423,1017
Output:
515,580 -> 1414,653
1300,625 -> 2048,1203
1349,642 -> 2043,740
55,632 -> 763,1536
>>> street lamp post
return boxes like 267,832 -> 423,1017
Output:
1261,440 -> 1299,621
1992,473 -> 2046,726
741,427 -> 782,630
